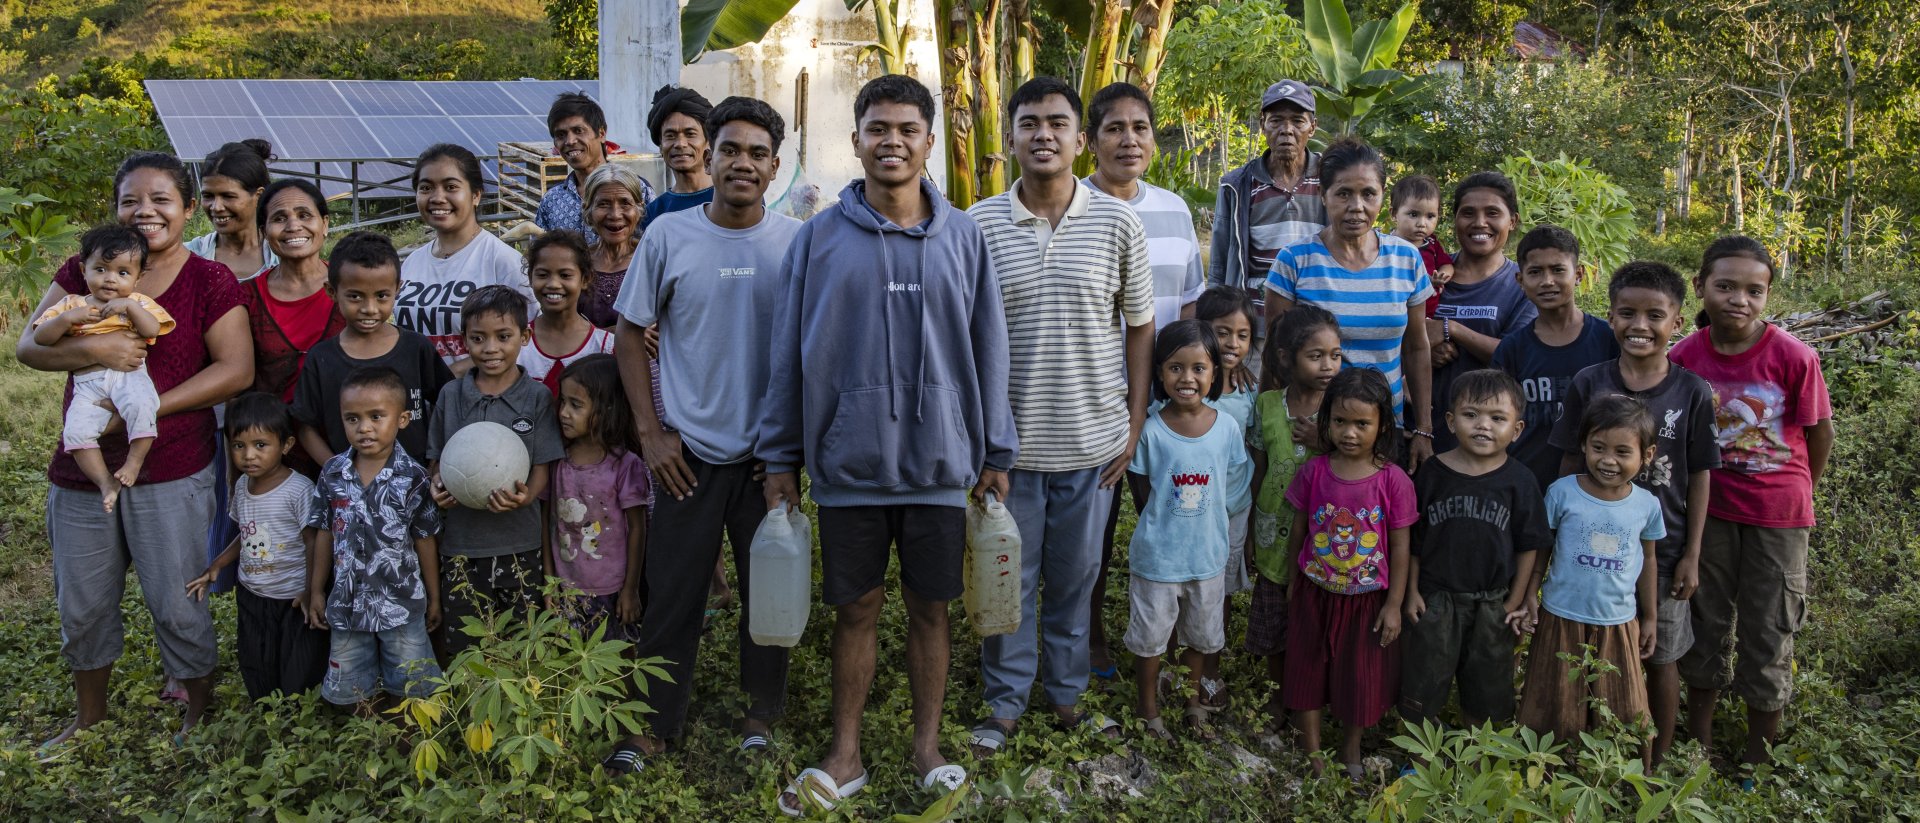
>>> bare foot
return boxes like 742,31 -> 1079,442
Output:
112,457 -> 144,489
99,481 -> 121,514
40,718 -> 91,749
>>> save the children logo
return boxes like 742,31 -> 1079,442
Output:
1168,469 -> 1212,516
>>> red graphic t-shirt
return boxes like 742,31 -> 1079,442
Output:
1669,324 -> 1831,528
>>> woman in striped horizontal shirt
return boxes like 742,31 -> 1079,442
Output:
1263,137 -> 1436,470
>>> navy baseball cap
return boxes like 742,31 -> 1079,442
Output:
1260,80 -> 1316,113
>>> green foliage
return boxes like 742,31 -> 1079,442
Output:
0,84 -> 164,227
1498,152 -> 1636,283
545,0 -> 597,79
0,187 -> 80,310
1300,0 -> 1419,135
1153,0 -> 1314,208
1381,0 -> 1526,62
681,0 -> 803,63
1142,146 -> 1217,213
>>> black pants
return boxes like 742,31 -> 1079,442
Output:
235,585 -> 329,700
436,550 -> 541,660
633,450 -> 790,739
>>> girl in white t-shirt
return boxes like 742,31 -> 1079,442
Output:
516,230 -> 615,395
399,143 -> 535,364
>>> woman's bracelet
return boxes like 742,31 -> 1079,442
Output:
1441,317 -> 1452,343
1409,429 -> 1435,440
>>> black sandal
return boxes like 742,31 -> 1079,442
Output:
602,742 -> 647,776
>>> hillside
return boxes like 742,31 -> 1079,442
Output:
1,0 -> 555,87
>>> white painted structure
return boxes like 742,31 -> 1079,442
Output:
599,0 -> 679,155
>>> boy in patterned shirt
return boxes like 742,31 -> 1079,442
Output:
303,367 -> 443,713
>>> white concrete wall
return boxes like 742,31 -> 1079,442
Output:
677,0 -> 944,219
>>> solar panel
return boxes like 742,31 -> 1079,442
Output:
245,80 -> 356,118
159,116 -> 272,160
337,81 -> 442,117
426,81 -> 534,116
147,81 -> 256,117
266,117 -> 385,160
454,116 -> 553,161
363,116 -> 461,159
500,80 -> 590,118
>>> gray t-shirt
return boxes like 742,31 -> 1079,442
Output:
426,370 -> 566,558
230,472 -> 315,600
615,205 -> 802,465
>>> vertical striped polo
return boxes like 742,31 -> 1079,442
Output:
971,179 -> 1155,472
1080,178 -> 1205,329
1264,231 -> 1434,423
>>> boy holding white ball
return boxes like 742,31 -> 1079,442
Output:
426,285 -> 564,658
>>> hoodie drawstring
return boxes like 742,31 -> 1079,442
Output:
878,229 -> 898,421
915,239 -> 928,423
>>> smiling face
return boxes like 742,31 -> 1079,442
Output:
1327,397 -> 1381,459
414,157 -> 482,235
462,310 -> 527,380
117,167 -> 192,255
1608,286 -> 1683,363
1323,166 -> 1384,242
83,248 -> 142,301
1695,256 -> 1772,341
1011,93 -> 1084,180
1583,425 -> 1653,491
1091,97 -> 1155,184
262,187 -> 326,262
528,244 -> 585,317
1259,104 -> 1314,162
330,261 -> 399,337
1390,196 -> 1441,247
1518,247 -> 1581,312
710,119 -> 779,209
228,425 -> 293,480
340,383 -> 408,460
853,101 -> 934,188
1209,311 -> 1252,372
1290,327 -> 1343,391
1447,392 -> 1523,459
1453,188 -> 1515,259
550,115 -> 606,173
1157,342 -> 1214,410
199,174 -> 261,238
659,112 -> 709,176
587,184 -> 639,247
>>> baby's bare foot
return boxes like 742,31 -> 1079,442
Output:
100,483 -> 120,514
112,460 -> 143,489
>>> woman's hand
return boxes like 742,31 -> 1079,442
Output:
85,331 -> 150,373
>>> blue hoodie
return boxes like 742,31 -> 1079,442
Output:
757,179 -> 1018,507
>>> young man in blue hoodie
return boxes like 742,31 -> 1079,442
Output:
760,74 -> 1016,814
967,77 -> 1155,753
607,97 -> 801,775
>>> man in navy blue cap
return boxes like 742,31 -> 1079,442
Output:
1206,79 -> 1326,332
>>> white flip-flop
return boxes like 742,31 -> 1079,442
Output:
920,762 -> 968,793
778,766 -> 869,817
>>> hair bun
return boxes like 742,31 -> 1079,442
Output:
240,138 -> 276,162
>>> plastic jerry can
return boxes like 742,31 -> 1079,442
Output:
963,492 -> 1022,636
748,502 -> 813,647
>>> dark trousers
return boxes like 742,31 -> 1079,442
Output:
235,585 -> 329,700
436,550 -> 541,660
634,450 -> 790,739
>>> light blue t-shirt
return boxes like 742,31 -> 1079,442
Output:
1127,408 -> 1251,583
1148,387 -> 1258,513
1264,232 -> 1433,424
1539,476 -> 1666,625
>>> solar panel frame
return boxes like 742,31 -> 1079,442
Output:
146,80 -> 257,117
266,117 -> 386,160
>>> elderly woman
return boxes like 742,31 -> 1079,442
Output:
580,162 -> 648,329
1263,136 -> 1435,469
17,152 -> 253,745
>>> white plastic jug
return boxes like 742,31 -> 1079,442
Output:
748,503 -> 812,647
963,492 -> 1022,636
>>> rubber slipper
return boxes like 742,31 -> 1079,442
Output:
1198,676 -> 1228,710
740,733 -> 770,754
968,719 -> 1011,759
919,762 -> 967,793
1090,663 -> 1118,681
778,767 -> 868,816
602,742 -> 647,776
1053,709 -> 1121,738
1184,706 -> 1218,742
1141,716 -> 1172,741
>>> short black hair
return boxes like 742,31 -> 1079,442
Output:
413,143 -> 485,192
547,91 -> 607,136
1194,284 -> 1258,329
1608,260 -> 1687,309
224,391 -> 295,442
201,139 -> 274,193
326,231 -> 401,289
1517,224 -> 1579,265
1577,394 -> 1656,451
854,74 -> 936,128
526,229 -> 592,279
1450,368 -> 1524,413
79,224 -> 149,270
1151,318 -> 1225,402
340,366 -> 409,409
461,283 -> 529,329
1318,136 -> 1385,191
1263,304 -> 1340,391
706,95 -> 787,154
115,152 -> 194,203
1085,81 -> 1154,135
647,85 -> 714,145
1452,170 -> 1519,216
1390,175 -> 1440,213
1008,76 -> 1082,123
256,178 -> 327,231
1318,368 -> 1399,465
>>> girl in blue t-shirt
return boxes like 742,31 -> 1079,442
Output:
1125,320 -> 1249,742
1516,395 -> 1666,748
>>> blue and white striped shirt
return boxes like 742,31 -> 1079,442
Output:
1264,232 -> 1433,423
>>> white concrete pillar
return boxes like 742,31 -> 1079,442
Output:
601,0 -> 679,154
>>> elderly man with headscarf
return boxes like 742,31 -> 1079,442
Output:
535,91 -> 651,245
643,85 -> 716,231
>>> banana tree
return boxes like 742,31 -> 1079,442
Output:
1300,0 -> 1417,135
936,0 -> 980,206
846,0 -> 908,74
680,0 -> 803,61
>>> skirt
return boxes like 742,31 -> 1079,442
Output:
1516,610 -> 1649,740
1282,583 -> 1399,727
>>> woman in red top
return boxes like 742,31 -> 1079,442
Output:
241,179 -> 345,475
16,152 -> 253,746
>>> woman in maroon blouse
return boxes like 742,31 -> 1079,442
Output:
15,152 -> 253,745
240,179 -> 344,474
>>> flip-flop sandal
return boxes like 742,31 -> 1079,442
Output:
1090,663 -> 1118,681
739,733 -> 771,754
602,742 -> 647,776
1197,677 -> 1228,710
968,719 -> 1011,759
919,763 -> 968,794
1343,762 -> 1367,783
1184,706 -> 1219,742
778,767 -> 868,817
1053,709 -> 1122,739
1141,716 -> 1173,741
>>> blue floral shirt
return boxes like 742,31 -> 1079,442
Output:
306,446 -> 443,632
534,168 -> 655,247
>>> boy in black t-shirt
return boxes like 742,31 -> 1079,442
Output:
1548,261 -> 1718,765
1491,225 -> 1618,489
291,232 -> 453,464
1402,369 -> 1549,727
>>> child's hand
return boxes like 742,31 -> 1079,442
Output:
1503,606 -> 1532,636
185,568 -> 217,602
430,476 -> 458,509
301,591 -> 328,629
426,599 -> 442,633
1230,365 -> 1256,394
643,324 -> 660,360
486,481 -> 532,513
1434,264 -> 1454,286
1291,416 -> 1320,451
1638,615 -> 1658,659
1403,590 -> 1426,625
617,584 -> 643,625
65,305 -> 103,326
1670,556 -> 1700,600
1374,604 -> 1403,646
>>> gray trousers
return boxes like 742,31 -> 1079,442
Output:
48,463 -> 217,677
980,467 -> 1111,720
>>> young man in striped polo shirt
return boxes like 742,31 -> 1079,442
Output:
968,77 -> 1155,753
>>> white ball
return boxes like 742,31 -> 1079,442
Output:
438,421 -> 531,509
